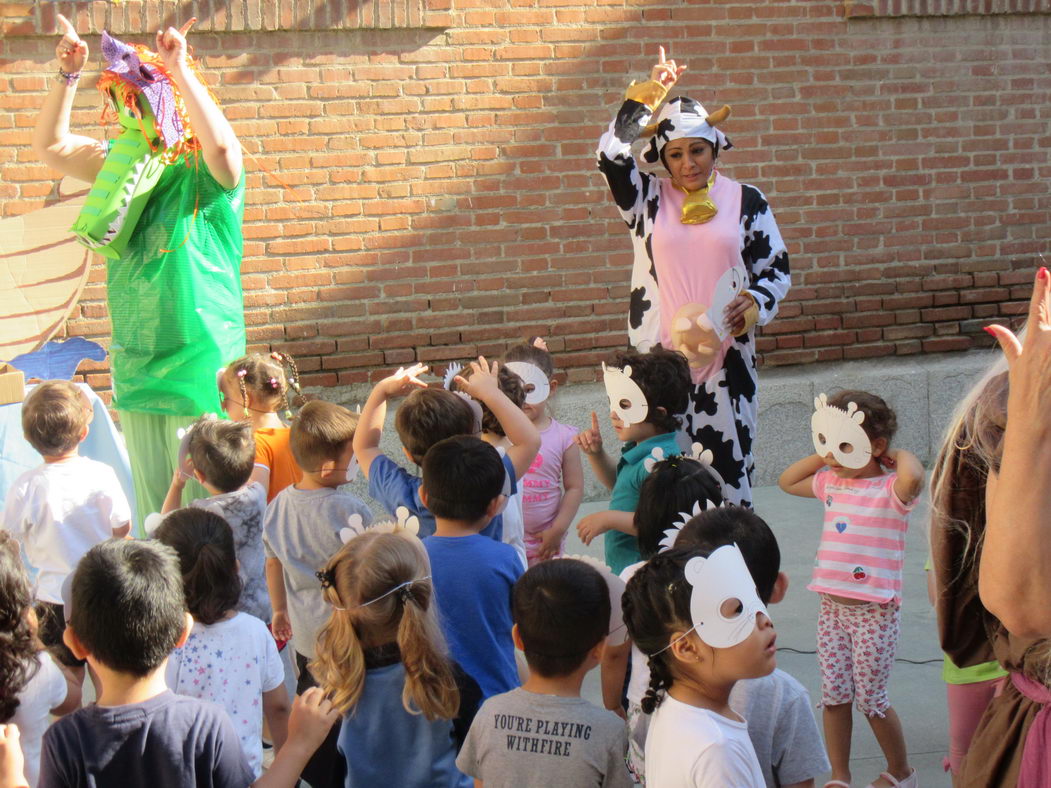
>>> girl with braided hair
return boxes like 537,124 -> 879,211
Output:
621,547 -> 776,787
219,352 -> 304,502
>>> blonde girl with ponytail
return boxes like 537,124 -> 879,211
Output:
311,530 -> 479,787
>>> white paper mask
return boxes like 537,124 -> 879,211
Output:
504,361 -> 550,405
683,543 -> 768,649
811,393 -> 873,470
602,362 -> 648,425
704,261 -> 749,342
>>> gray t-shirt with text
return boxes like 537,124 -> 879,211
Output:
262,485 -> 371,659
457,688 -> 632,788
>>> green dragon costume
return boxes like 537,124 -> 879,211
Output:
74,31 -> 246,523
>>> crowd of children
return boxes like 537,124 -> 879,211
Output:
0,335 -> 948,788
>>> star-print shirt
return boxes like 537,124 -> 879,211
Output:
808,469 -> 915,604
165,612 -> 285,777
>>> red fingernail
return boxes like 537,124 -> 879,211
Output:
1040,267 -> 1048,280
983,326 -> 997,337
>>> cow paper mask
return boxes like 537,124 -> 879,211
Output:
811,394 -> 873,470
504,361 -> 550,405
602,362 -> 648,425
683,544 -> 768,649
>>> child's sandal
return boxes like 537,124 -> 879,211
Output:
864,770 -> 917,788
824,782 -> 851,788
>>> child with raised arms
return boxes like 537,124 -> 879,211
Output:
779,390 -> 923,788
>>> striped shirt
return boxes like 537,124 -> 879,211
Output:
807,469 -> 914,603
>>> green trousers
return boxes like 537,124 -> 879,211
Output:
119,410 -> 208,536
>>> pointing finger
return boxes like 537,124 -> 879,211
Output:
56,13 -> 78,40
658,45 -> 665,64
590,411 -> 600,433
178,17 -> 197,36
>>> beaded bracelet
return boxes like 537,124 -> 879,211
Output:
57,68 -> 81,86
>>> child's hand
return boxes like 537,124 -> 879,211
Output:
378,363 -> 429,399
878,448 -> 898,469
454,356 -> 500,400
287,688 -> 339,750
536,525 -> 568,561
576,511 -> 611,546
574,412 -> 605,456
271,611 -> 292,642
0,724 -> 27,788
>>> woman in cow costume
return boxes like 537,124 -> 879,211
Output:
596,48 -> 791,507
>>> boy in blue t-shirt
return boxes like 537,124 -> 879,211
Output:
36,539 -> 338,788
420,435 -> 525,699
575,347 -> 692,574
353,358 -> 540,541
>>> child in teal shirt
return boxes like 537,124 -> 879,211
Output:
575,347 -> 691,574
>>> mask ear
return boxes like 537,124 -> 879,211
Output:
684,555 -> 707,585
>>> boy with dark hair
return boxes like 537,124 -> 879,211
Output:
37,539 -> 338,787
353,358 -> 541,540
419,435 -> 524,699
575,347 -> 692,573
675,507 -> 830,788
161,417 -> 270,621
457,559 -> 633,788
264,400 -> 372,675
2,381 -> 131,677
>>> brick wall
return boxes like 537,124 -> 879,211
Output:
2,0 -> 1049,399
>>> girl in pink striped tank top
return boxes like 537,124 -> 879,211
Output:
779,390 -> 925,788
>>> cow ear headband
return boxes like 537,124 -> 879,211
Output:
602,362 -> 648,425
652,543 -> 768,654
811,393 -> 873,470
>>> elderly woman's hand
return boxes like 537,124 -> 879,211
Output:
649,45 -> 687,89
55,14 -> 88,74
986,267 -> 1051,421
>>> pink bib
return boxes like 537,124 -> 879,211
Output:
651,174 -> 744,385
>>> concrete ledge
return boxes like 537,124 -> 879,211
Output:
324,349 -> 1000,504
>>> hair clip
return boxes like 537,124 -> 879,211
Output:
236,369 -> 247,379
268,376 -> 279,388
315,569 -> 336,589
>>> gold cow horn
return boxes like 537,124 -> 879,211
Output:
705,105 -> 731,126
640,123 -> 659,138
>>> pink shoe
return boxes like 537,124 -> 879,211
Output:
864,769 -> 917,788
824,782 -> 852,788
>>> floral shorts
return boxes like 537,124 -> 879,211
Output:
816,594 -> 901,717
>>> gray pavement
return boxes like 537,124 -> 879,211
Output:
568,483 -> 951,788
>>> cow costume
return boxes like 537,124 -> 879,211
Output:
596,79 -> 791,507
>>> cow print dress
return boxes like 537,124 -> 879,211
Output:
596,97 -> 792,507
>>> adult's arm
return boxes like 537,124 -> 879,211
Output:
981,267 -> 1051,637
739,184 -> 792,329
31,14 -> 107,183
156,21 -> 242,189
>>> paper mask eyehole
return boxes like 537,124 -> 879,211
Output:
719,597 -> 744,619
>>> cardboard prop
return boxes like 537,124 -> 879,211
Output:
602,362 -> 648,425
683,543 -> 768,649
504,361 -> 550,405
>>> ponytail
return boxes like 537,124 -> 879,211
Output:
154,509 -> 241,626
397,585 -> 459,720
311,601 -> 367,716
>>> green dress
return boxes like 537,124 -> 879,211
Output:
108,156 -> 246,416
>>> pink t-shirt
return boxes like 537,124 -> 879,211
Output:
651,173 -> 744,385
808,469 -> 915,603
521,419 -> 579,536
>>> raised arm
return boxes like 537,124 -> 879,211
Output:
155,20 -> 242,189
981,268 -> 1051,637
884,448 -> 924,505
778,454 -> 825,499
352,363 -> 429,478
595,47 -> 683,227
575,411 -> 618,490
31,14 -> 107,183
457,357 -> 540,480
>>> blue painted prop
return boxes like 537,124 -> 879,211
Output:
8,338 -> 106,381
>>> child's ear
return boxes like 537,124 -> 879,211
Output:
589,635 -> 608,663
669,629 -> 704,665
485,494 -> 507,520
548,378 -> 559,395
402,446 -> 415,465
316,457 -> 338,478
63,625 -> 89,661
769,572 -> 789,605
418,485 -> 429,508
871,436 -> 888,458
192,468 -> 207,485
174,612 -> 194,649
511,623 -> 525,652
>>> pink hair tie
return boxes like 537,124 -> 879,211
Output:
269,377 -> 279,388
236,369 -> 247,379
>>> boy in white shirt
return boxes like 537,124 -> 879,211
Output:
2,381 -> 131,678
